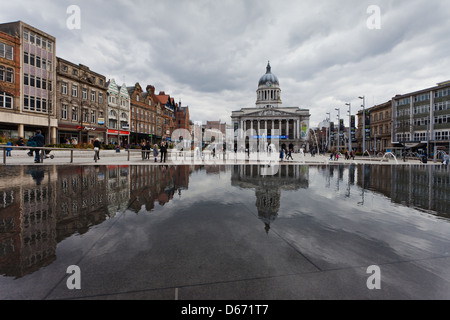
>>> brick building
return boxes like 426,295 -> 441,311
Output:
56,57 -> 107,144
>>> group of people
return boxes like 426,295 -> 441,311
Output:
141,141 -> 168,163
280,143 -> 294,161
329,150 -> 355,161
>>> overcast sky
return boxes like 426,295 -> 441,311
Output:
2,0 -> 450,127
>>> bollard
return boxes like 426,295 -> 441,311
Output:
71,150 -> 74,163
128,149 -> 130,161
3,148 -> 5,165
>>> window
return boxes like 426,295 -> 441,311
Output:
62,82 -> 68,95
91,110 -> 96,123
99,93 -> 103,104
0,91 -> 13,109
0,43 -> 13,60
24,52 -> 29,64
42,78 -> 46,90
136,95 -> 139,102
62,65 -> 68,72
47,41 -> 52,52
24,31 -> 29,42
30,33 -> 35,44
29,96 -> 35,111
72,69 -> 78,76
30,54 -> 35,66
41,39 -> 46,50
72,107 -> 78,121
82,88 -> 88,100
62,104 -> 68,119
36,36 -> 41,47
0,66 -> 4,81
24,95 -> 29,110
36,97 -> 41,112
91,90 -> 95,101
42,59 -> 46,71
36,77 -> 41,89
30,75 -> 35,87
83,109 -> 89,122
6,68 -> 13,83
24,73 -> 29,85
72,85 -> 78,97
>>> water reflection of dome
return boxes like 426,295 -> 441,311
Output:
231,165 -> 309,233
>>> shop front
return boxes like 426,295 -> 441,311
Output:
107,129 -> 130,146
58,123 -> 107,145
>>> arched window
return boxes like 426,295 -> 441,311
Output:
109,110 -> 116,117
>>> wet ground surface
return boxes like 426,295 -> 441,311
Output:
0,164 -> 449,300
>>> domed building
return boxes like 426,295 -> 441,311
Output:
231,62 -> 310,151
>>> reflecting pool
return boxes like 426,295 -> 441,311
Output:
0,164 -> 449,299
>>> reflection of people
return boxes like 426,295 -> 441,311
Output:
33,130 -> 45,163
29,168 -> 45,185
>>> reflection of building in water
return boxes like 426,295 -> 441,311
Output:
106,165 -> 131,216
55,166 -> 110,241
231,165 -> 309,233
0,166 -> 58,278
356,165 -> 450,218
129,165 -> 193,213
0,165 -> 129,278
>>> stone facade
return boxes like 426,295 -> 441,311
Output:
106,78 -> 130,145
56,57 -> 107,144
231,62 -> 310,151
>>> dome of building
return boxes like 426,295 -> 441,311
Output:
258,61 -> 280,87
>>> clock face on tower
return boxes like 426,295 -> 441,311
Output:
266,81 -> 272,87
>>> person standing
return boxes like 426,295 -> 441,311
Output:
153,144 -> 159,163
93,138 -> 101,160
160,141 -> 167,163
33,130 -> 45,163
17,137 -> 25,147
6,141 -> 12,157
145,141 -> 151,160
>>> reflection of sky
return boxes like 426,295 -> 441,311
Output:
278,166 -> 450,265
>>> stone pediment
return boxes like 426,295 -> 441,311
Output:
246,109 -> 295,117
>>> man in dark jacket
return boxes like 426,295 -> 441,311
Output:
160,141 -> 167,163
33,130 -> 45,163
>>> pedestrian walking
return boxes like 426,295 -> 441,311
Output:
286,148 -> 293,160
6,141 -> 12,157
280,147 -> 284,161
153,144 -> 159,162
93,138 -> 101,160
33,130 -> 45,163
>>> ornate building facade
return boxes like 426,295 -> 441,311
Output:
56,57 -> 107,144
231,62 -> 310,151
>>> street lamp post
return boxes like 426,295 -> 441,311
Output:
335,108 -> 340,152
346,103 -> 352,152
359,96 -> 366,153
326,112 -> 331,151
